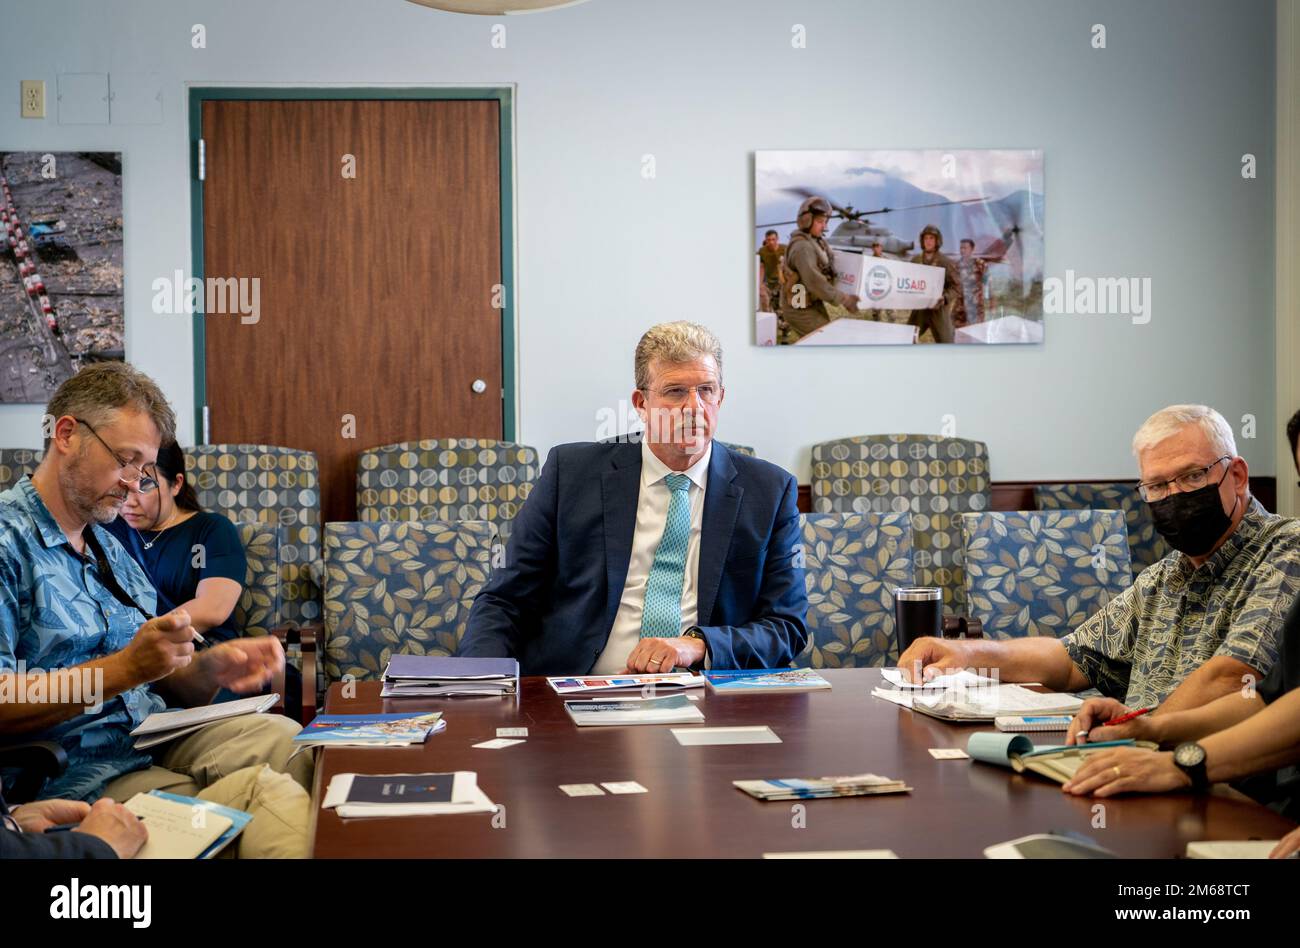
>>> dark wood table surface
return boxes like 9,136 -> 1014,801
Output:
309,669 -> 1297,858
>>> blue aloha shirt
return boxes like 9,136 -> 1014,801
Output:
0,476 -> 165,801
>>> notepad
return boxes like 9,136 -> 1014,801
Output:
322,772 -> 497,818
130,694 -> 280,750
967,732 -> 1157,784
123,793 -> 237,860
880,668 -> 1000,690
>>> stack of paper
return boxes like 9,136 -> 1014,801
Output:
322,772 -> 497,818
911,685 -> 1084,722
293,712 -> 446,747
381,655 -> 518,697
564,694 -> 705,726
130,694 -> 280,750
734,774 -> 911,801
546,673 -> 702,695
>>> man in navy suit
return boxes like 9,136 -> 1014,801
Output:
461,321 -> 808,676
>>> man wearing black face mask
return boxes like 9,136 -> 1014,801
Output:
899,405 -> 1300,720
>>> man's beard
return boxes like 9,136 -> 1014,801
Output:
60,451 -> 127,524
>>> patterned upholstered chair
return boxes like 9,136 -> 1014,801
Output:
793,512 -> 915,669
232,522 -> 280,639
810,434 -> 991,614
185,445 -> 322,720
0,448 -> 43,492
960,509 -> 1132,639
184,444 -> 323,627
356,439 -> 538,541
1034,482 -> 1172,574
718,441 -> 756,457
322,520 -> 497,683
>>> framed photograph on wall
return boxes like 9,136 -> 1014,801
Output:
0,151 -> 124,403
754,149 -> 1044,347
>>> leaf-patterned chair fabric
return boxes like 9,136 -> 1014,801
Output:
322,520 -> 497,683
184,444 -> 322,628
793,512 -> 915,669
233,522 -> 280,638
960,509 -> 1133,639
718,442 -> 756,457
356,439 -> 538,541
809,434 -> 991,613
1033,482 -> 1172,574
0,448 -> 43,493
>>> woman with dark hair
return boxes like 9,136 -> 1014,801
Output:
106,440 -> 246,644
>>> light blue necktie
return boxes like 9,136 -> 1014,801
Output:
640,473 -> 692,638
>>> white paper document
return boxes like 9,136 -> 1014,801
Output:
671,726 -> 781,746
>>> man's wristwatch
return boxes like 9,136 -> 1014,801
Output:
682,627 -> 707,663
1172,742 -> 1209,792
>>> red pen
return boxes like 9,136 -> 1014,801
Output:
1077,705 -> 1156,743
1104,706 -> 1157,727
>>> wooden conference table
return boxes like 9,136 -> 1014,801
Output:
309,669 -> 1296,858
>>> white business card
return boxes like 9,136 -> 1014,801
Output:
600,781 -> 648,795
473,738 -> 525,750
558,783 -> 605,797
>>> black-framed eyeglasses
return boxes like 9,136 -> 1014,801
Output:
1138,455 -> 1231,502
73,418 -> 158,494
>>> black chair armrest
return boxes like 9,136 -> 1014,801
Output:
0,741 -> 68,804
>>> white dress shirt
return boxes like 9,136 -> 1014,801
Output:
591,439 -> 711,675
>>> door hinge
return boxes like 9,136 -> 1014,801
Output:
202,405 -> 210,443
196,138 -> 206,181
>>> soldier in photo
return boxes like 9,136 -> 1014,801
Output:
755,229 -> 786,314
954,237 -> 987,328
908,224 -> 960,343
781,196 -> 859,341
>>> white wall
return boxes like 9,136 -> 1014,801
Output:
0,0 -> 1279,482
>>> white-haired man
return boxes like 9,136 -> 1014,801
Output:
899,405 -> 1300,718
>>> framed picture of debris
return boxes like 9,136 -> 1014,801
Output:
0,151 -> 124,403
754,149 -> 1044,347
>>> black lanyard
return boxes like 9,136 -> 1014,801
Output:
83,527 -> 156,622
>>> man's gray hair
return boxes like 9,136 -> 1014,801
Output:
44,362 -> 176,449
1131,404 -> 1237,459
634,321 -> 723,391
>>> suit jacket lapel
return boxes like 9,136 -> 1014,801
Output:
601,442 -> 642,635
698,444 -> 742,625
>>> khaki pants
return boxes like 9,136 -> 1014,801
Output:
103,714 -> 313,859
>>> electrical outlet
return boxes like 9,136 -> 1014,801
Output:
21,80 -> 45,118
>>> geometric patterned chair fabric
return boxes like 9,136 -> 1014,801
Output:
1033,482 -> 1172,574
184,444 -> 322,628
810,434 -> 991,614
792,512 -> 915,669
356,438 -> 538,541
321,520 -> 497,683
0,448 -> 43,492
960,509 -> 1133,640
718,441 -> 756,457
233,522 -> 281,638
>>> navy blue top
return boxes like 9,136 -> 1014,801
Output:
105,510 -> 246,645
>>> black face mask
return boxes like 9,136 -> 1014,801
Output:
1148,482 -> 1239,557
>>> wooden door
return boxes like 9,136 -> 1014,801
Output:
201,98 -> 503,522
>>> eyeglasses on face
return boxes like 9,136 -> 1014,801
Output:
1138,455 -> 1231,502
73,418 -> 159,493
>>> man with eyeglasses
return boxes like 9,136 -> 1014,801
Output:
899,404 -> 1300,718
0,363 -> 311,857
461,321 -> 808,675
